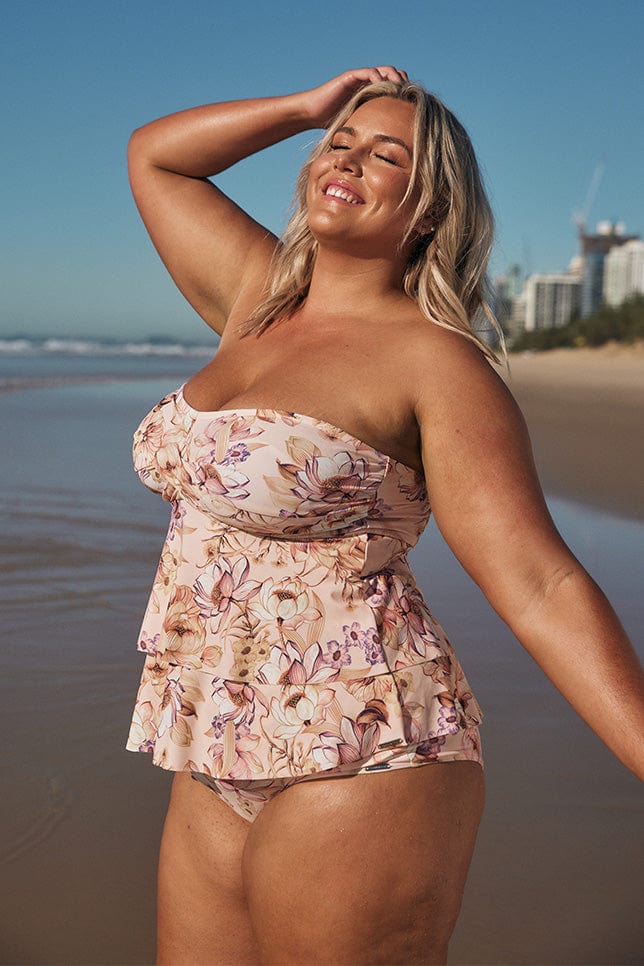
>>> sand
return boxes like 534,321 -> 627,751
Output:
502,343 -> 644,521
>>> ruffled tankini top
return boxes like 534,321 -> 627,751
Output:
126,385 -> 483,780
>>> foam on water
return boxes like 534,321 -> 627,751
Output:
0,335 -> 216,357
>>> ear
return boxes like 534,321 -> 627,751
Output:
414,215 -> 435,237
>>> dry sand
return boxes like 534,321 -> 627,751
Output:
502,343 -> 644,521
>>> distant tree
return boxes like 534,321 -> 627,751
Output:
510,295 -> 644,351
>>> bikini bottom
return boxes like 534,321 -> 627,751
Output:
191,725 -> 482,822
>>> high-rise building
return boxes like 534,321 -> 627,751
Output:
579,222 -> 639,317
491,266 -> 523,335
509,292 -> 527,337
524,273 -> 581,331
491,266 -> 524,337
603,239 -> 644,307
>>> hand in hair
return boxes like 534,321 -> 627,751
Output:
302,66 -> 409,128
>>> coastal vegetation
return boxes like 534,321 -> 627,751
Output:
510,294 -> 644,352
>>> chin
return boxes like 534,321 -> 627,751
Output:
307,213 -> 348,246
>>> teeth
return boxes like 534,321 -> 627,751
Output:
325,185 -> 361,204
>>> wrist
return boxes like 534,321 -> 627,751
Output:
279,90 -> 322,131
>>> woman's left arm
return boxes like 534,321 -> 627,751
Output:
415,335 -> 644,779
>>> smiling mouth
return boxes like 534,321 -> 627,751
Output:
323,183 -> 365,205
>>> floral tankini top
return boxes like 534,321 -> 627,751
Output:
126,385 -> 483,780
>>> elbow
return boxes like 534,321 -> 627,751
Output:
485,556 -> 588,632
503,561 -> 595,638
127,126 -> 159,186
127,126 -> 147,166
533,561 -> 581,603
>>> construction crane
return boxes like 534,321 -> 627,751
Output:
572,161 -> 605,235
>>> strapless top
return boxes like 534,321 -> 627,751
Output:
135,385 -> 431,550
127,385 -> 482,779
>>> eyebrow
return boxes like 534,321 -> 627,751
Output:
334,126 -> 413,157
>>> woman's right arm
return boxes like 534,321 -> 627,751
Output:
128,94 -> 311,334
127,68 -> 408,334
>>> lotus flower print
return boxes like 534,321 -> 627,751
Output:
128,390 -> 482,779
194,556 -> 261,620
160,585 -> 205,667
252,576 -> 321,625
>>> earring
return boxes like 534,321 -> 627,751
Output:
414,215 -> 434,236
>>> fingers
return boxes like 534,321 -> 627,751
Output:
349,65 -> 409,86
375,65 -> 410,84
305,67 -> 411,129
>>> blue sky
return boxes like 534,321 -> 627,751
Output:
3,0 -> 643,340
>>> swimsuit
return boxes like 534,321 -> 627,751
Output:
126,385 -> 483,822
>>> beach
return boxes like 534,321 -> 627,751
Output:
1,347 -> 642,965
504,343 -> 644,521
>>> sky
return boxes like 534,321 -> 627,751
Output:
2,0 -> 643,341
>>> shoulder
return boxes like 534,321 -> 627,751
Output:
406,321 -> 537,525
397,317 -> 516,426
396,318 -> 535,491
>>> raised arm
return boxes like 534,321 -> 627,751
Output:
127,67 -> 408,334
414,333 -> 644,780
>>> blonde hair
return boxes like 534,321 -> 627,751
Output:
239,80 -> 504,363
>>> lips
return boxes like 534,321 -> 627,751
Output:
322,179 -> 365,205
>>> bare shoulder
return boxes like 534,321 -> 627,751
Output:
416,325 -> 534,500
394,316 -> 516,425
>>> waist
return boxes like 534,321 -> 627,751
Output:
137,519 -> 448,679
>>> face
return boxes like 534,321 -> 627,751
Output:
306,97 -> 420,257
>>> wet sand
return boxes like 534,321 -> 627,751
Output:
503,343 -> 644,521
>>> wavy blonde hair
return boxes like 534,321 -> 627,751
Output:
239,80 -> 504,363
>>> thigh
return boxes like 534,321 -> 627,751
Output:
242,761 -> 485,965
157,772 -> 260,965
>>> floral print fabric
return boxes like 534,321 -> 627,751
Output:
126,386 -> 483,781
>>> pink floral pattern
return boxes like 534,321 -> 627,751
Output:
127,386 -> 483,779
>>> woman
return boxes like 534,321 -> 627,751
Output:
126,67 -> 644,964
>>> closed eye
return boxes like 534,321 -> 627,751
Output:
329,144 -> 401,166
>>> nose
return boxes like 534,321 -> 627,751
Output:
333,148 -> 362,175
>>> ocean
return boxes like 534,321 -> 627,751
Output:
1,341 -> 642,964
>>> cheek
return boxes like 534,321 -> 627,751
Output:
371,168 -> 412,201
304,177 -> 314,209
305,158 -> 327,204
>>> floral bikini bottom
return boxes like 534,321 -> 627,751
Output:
191,725 -> 483,822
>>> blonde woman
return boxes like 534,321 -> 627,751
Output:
126,67 -> 644,964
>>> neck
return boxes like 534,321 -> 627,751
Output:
304,247 -> 407,317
